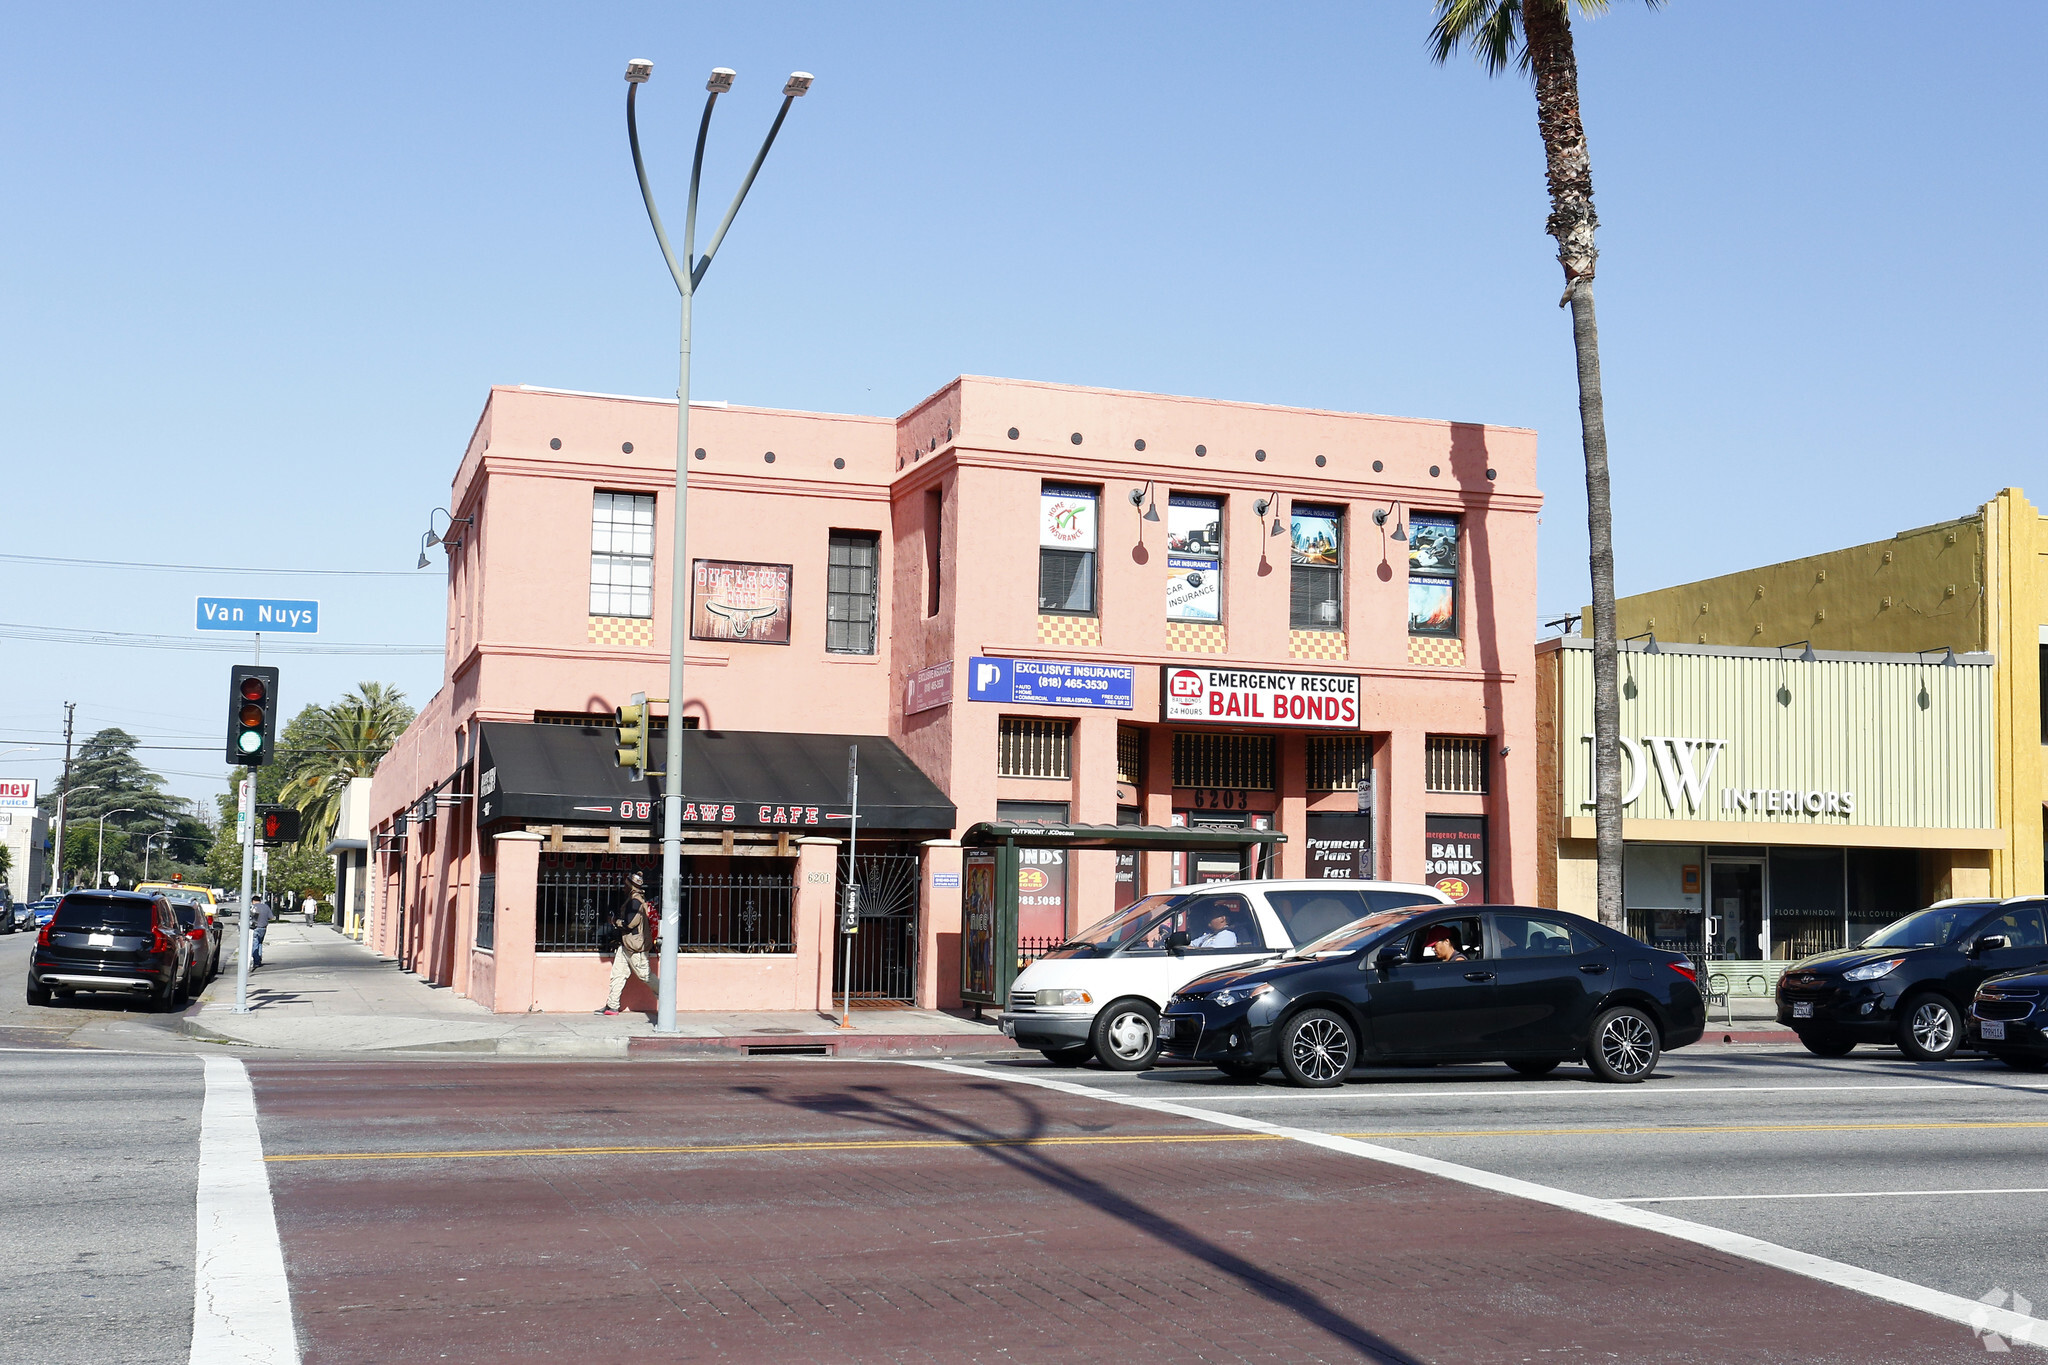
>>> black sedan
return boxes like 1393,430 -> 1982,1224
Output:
1159,904 -> 1704,1087
1778,898 -> 2048,1061
1967,969 -> 2048,1071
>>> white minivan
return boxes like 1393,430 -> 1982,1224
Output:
1000,879 -> 1451,1069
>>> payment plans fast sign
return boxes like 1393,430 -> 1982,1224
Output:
1162,666 -> 1360,728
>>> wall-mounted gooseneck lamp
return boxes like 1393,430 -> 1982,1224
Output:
417,508 -> 474,568
1128,482 -> 1160,523
1252,493 -> 1285,538
1777,638 -> 1818,663
1624,630 -> 1663,655
1372,502 -> 1407,544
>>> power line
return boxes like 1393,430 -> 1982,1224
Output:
0,622 -> 440,655
0,552 -> 426,578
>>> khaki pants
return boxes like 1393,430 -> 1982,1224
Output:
606,947 -> 651,1010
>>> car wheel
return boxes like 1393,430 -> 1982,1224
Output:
1997,1053 -> 2048,1072
25,977 -> 51,1007
1507,1058 -> 1562,1077
1090,1000 -> 1160,1071
1797,1032 -> 1856,1058
1217,1060 -> 1271,1081
1038,1045 -> 1091,1067
1896,995 -> 1961,1062
1586,1006 -> 1661,1083
1277,1009 -> 1355,1089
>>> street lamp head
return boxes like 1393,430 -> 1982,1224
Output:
625,58 -> 653,84
417,550 -> 432,570
783,72 -> 814,97
706,67 -> 736,94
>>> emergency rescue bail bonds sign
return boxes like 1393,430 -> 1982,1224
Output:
1161,666 -> 1361,728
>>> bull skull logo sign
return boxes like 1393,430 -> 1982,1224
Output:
704,600 -> 783,638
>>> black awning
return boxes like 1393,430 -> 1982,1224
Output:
962,821 -> 1287,850
474,722 -> 955,833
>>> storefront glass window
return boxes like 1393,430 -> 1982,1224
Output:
1038,484 -> 1098,614
1768,846 -> 1845,960
1166,494 -> 1223,622
1289,504 -> 1342,630
1406,513 -> 1460,637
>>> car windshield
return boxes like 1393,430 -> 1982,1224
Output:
1861,904 -> 1992,949
52,895 -> 154,933
1291,908 -> 1434,957
1067,893 -> 1195,951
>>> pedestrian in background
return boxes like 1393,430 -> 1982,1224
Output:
596,872 -> 653,1016
251,895 -> 274,968
301,892 -> 317,924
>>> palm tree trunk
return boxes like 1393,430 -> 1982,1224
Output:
1525,0 -> 1624,929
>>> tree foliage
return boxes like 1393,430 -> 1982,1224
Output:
279,683 -> 414,849
39,729 -> 209,888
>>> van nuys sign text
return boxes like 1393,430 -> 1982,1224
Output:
195,597 -> 320,633
1162,666 -> 1360,728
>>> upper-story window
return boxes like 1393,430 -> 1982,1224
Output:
1166,494 -> 1223,622
1407,513 -> 1461,637
826,530 -> 880,655
1038,484 -> 1098,615
590,490 -> 655,618
1289,504 -> 1343,631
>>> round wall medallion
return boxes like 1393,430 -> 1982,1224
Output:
549,438 -> 561,450
1254,449 -> 1266,461
1315,455 -> 1327,467
1429,465 -> 1441,477
1134,438 -> 1146,451
621,442 -> 634,454
1486,468 -> 1497,481
1071,432 -> 1083,445
1008,427 -> 1019,440
764,451 -> 776,463
834,457 -> 846,470
1371,460 -> 1384,473
694,448 -> 706,460
1195,444 -> 1207,456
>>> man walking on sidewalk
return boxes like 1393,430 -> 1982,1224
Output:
251,895 -> 274,968
597,872 -> 653,1016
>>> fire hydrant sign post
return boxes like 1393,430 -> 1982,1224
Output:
1161,666 -> 1361,728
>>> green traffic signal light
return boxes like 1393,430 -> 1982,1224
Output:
615,695 -> 647,772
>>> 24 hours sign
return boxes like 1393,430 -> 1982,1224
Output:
1161,666 -> 1360,729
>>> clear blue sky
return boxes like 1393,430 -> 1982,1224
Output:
3,2 -> 2042,813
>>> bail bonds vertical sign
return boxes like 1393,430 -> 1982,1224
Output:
1162,666 -> 1360,728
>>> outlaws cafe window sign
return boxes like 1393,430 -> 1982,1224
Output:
690,560 -> 792,644
1161,666 -> 1360,728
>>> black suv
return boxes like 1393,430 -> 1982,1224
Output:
27,891 -> 196,1010
1778,898 -> 2048,1061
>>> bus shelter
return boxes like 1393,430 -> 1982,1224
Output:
958,821 -> 1287,1011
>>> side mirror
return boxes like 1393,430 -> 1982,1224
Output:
1165,930 -> 1190,955
1972,934 -> 2010,957
1376,944 -> 1408,971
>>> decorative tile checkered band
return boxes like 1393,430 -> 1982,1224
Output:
1037,614 -> 1102,648
1167,621 -> 1228,654
1407,635 -> 1465,668
588,615 -> 655,648
1289,629 -> 1347,661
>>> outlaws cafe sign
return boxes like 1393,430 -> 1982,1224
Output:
1162,666 -> 1360,728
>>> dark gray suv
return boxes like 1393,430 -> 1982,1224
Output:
27,891 -> 196,1010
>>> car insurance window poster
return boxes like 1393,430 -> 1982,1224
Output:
1040,485 -> 1097,551
1424,815 -> 1487,905
1166,494 -> 1222,621
690,559 -> 792,644
1290,508 -> 1341,567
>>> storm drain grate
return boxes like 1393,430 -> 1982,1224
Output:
743,1043 -> 833,1057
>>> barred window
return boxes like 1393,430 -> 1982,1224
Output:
590,491 -> 656,618
1289,504 -> 1343,631
1425,735 -> 1490,794
1307,736 -> 1373,792
1172,732 -> 1275,791
826,530 -> 880,654
1117,727 -> 1146,786
998,718 -> 1072,779
533,709 -> 696,730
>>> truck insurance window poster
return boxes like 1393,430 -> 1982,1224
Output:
690,559 -> 792,644
1165,494 -> 1222,622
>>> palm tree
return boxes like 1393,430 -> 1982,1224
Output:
278,683 -> 415,849
1431,0 -> 1656,930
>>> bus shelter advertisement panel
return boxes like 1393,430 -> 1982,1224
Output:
1162,666 -> 1360,728
961,851 -> 998,1002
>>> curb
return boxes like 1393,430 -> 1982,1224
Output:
1700,1029 -> 1800,1045
628,1032 -> 1020,1059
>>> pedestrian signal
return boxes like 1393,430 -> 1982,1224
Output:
615,692 -> 648,776
225,665 -> 280,766
256,805 -> 302,845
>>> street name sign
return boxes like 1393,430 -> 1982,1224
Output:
196,597 -> 320,633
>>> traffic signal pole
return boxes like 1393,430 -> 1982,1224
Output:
233,771 -> 255,1013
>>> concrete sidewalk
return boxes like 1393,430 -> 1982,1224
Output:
185,922 -> 1015,1058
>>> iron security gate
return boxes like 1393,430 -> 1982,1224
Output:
834,844 -> 920,1003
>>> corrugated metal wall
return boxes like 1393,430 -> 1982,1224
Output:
1556,645 -> 1994,830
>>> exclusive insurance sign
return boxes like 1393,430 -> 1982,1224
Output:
1162,666 -> 1360,728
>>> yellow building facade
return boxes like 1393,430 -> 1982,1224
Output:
1598,487 -> 2045,899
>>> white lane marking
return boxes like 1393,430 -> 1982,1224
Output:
1619,1187 -> 2048,1204
980,1072 -> 2048,1101
190,1056 -> 299,1364
905,1059 -> 2048,1351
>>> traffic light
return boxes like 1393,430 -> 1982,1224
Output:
225,665 -> 280,766
255,805 -> 302,845
615,692 -> 648,776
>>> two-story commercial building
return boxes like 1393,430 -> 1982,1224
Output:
368,376 -> 1542,1013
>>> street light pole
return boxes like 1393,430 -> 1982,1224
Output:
625,58 -> 812,1034
95,808 -> 136,887
51,783 -> 101,893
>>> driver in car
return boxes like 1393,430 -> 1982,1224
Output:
1190,911 -> 1240,949
1421,924 -> 1466,962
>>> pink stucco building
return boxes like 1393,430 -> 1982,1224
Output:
368,376 -> 1542,1013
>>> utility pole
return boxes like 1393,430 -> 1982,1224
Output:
52,702 -> 75,892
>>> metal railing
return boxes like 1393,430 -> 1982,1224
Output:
1018,934 -> 1063,969
535,859 -> 792,953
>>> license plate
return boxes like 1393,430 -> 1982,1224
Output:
87,933 -> 114,947
1000,1019 -> 1014,1037
1792,1002 -> 1813,1018
1982,1020 -> 2006,1041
